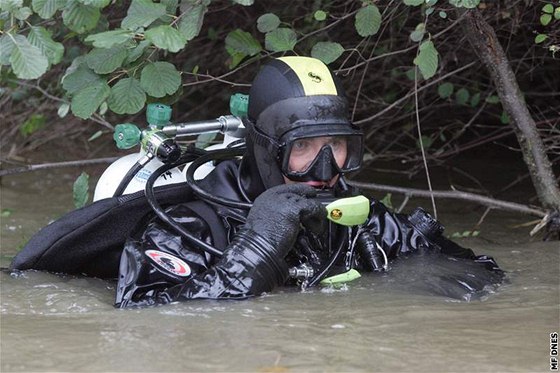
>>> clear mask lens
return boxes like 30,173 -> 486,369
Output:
281,135 -> 363,181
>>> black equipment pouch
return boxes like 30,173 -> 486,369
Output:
10,182 -> 195,279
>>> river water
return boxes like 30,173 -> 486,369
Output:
1,157 -> 559,372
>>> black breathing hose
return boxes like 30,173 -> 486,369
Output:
145,151 -> 224,258
113,161 -> 145,197
185,147 -> 253,210
307,226 -> 349,287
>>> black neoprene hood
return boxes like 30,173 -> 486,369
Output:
246,57 -> 364,189
248,58 -> 346,122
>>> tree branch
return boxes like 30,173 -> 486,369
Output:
0,157 -> 119,177
347,179 -> 547,218
461,8 -> 560,211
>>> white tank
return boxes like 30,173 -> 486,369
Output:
93,152 -> 186,201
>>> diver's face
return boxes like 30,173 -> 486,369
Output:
283,136 -> 348,187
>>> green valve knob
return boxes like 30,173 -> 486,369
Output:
229,93 -> 249,117
146,103 -> 172,128
114,123 -> 141,149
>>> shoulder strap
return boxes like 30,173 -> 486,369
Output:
186,200 -> 228,251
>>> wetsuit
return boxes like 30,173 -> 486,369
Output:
113,158 -> 503,307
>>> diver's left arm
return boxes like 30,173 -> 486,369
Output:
356,199 -> 500,271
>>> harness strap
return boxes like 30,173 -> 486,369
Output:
186,200 -> 228,251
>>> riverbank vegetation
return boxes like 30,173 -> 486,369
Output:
1,0 -> 558,237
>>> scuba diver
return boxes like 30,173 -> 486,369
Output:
10,57 -> 503,308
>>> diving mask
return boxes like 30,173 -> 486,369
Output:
279,129 -> 363,183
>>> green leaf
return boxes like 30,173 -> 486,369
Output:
63,1 -> 100,34
86,45 -> 127,74
437,82 -> 454,98
500,111 -> 510,124
257,13 -> 280,33
145,25 -> 186,53
226,48 -> 245,69
121,0 -> 167,30
355,5 -> 382,37
542,4 -> 554,13
455,87 -> 470,105
71,80 -> 110,119
178,3 -> 207,41
140,61 -> 181,98
125,39 -> 151,64
31,0 -> 65,18
107,77 -> 146,114
98,101 -> 108,115
405,68 -> 416,80
58,102 -> 70,118
470,92 -> 481,107
485,95 -> 500,104
14,6 -> 32,20
62,58 -> 101,94
85,29 -> 135,48
410,23 -> 425,42
88,130 -> 103,141
0,0 -> 22,12
314,10 -> 327,21
540,13 -> 552,26
460,0 -> 479,9
232,0 -> 253,5
73,172 -> 90,209
439,11 -> 447,18
226,29 -> 262,56
20,114 -> 46,136
380,193 -> 393,210
417,135 -> 433,149
413,40 -> 439,80
1,209 -> 13,218
28,26 -> 64,65
311,41 -> 344,64
8,34 -> 49,79
403,0 -> 424,5
265,28 -> 297,52
161,0 -> 178,13
78,0 -> 110,7
0,35 -> 15,65
555,7 -> 560,20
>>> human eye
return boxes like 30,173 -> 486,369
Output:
292,139 -> 310,153
329,137 -> 347,150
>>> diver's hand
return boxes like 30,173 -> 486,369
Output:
245,184 -> 327,256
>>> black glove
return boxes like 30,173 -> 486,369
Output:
244,183 -> 327,255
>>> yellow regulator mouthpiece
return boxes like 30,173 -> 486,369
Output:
325,195 -> 370,226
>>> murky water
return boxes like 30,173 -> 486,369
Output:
1,163 -> 559,372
